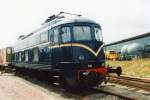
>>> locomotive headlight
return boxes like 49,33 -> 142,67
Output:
88,64 -> 92,68
82,71 -> 89,76
78,55 -> 85,60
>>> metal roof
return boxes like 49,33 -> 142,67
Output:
106,32 -> 150,46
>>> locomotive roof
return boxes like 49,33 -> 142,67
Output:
54,16 -> 98,25
34,16 -> 98,32
22,16 -> 98,39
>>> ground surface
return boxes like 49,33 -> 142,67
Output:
0,73 -> 149,100
106,58 -> 150,78
0,74 -> 73,100
0,74 -> 119,100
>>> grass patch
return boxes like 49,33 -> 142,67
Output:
106,58 -> 150,78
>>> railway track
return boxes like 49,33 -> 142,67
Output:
109,75 -> 150,92
22,72 -> 149,100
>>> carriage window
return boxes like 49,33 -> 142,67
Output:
54,29 -> 59,43
94,27 -> 103,41
6,48 -> 11,54
73,26 -> 91,41
61,27 -> 71,43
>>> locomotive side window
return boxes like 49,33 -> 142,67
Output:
29,34 -> 40,46
17,53 -> 19,61
49,29 -> 54,43
19,52 -> 22,62
21,52 -> 25,61
61,27 -> 71,43
40,31 -> 48,43
33,48 -> 39,62
25,51 -> 28,62
73,26 -> 91,41
53,29 -> 59,43
94,27 -> 103,41
15,53 -> 19,61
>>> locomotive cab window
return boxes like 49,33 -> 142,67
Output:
61,27 -> 71,43
94,27 -> 103,41
73,26 -> 91,41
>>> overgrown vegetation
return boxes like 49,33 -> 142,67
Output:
106,58 -> 150,78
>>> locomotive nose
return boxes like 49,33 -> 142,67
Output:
79,71 -> 106,87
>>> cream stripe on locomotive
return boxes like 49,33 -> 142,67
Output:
50,43 -> 105,57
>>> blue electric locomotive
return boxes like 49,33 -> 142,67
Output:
12,12 -> 121,88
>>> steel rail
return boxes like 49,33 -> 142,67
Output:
110,75 -> 150,83
109,75 -> 150,92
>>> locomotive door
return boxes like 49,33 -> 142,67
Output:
49,27 -> 61,67
59,26 -> 72,63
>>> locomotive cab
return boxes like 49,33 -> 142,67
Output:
58,22 -> 105,63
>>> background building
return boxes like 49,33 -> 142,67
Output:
105,32 -> 150,59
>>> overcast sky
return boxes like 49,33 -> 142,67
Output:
0,0 -> 150,48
